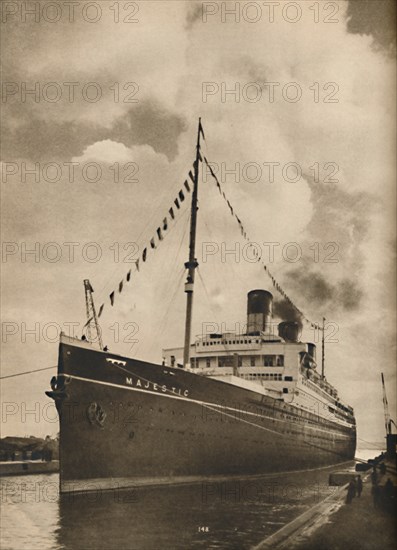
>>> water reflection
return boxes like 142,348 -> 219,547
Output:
57,466 -> 343,550
0,474 -> 61,550
1,465 -> 353,550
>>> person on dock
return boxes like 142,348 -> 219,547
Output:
356,475 -> 363,497
371,467 -> 378,485
346,480 -> 356,504
383,478 -> 395,513
379,462 -> 386,475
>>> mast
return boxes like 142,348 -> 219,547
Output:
381,372 -> 391,436
84,279 -> 103,349
321,316 -> 325,379
183,119 -> 202,367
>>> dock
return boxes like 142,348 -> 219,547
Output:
254,457 -> 396,550
0,460 -> 59,476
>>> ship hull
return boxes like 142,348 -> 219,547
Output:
48,337 -> 356,493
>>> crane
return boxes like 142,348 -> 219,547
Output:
83,279 -> 103,349
381,372 -> 396,436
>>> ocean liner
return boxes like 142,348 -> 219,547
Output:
47,120 -> 356,493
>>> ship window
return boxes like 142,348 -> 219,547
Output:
218,356 -> 235,367
206,358 -> 211,368
250,356 -> 256,366
283,388 -> 288,393
264,355 -> 274,366
191,358 -> 196,368
276,355 -> 284,366
284,376 -> 293,381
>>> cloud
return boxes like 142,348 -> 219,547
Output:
1,101 -> 186,162
1,1 -> 395,444
73,139 -> 134,164
347,0 -> 396,51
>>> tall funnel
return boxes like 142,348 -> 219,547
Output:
247,290 -> 273,334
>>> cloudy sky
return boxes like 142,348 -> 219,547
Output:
1,0 -> 396,449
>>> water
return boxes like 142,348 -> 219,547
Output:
1,460 -> 374,550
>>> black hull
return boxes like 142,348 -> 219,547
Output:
48,339 -> 356,493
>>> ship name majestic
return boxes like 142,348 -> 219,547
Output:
125,376 -> 189,397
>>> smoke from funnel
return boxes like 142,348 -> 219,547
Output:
284,270 -> 363,312
273,298 -> 303,328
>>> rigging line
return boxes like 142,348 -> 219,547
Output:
156,215 -> 191,340
0,366 -> 57,380
356,438 -> 386,448
133,214 -> 191,356
197,267 -> 249,359
199,179 -> 259,292
156,267 -> 186,345
203,157 -> 323,330
97,196 -> 191,316
125,165 -> 196,253
96,201 -> 177,298
170,207 -> 191,269
96,164 -> 197,298
196,267 -> 236,357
